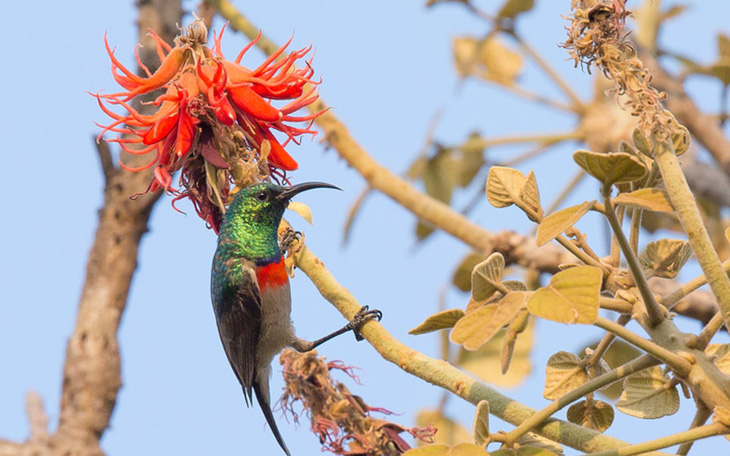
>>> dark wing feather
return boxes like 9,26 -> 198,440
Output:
212,266 -> 262,406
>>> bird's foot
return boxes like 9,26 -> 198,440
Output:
280,228 -> 303,255
348,305 -> 383,341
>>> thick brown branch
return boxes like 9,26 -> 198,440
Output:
0,1 -> 182,455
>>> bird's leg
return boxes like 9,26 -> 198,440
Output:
279,228 -> 302,256
290,306 -> 383,352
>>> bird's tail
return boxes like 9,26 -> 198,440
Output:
253,379 -> 291,456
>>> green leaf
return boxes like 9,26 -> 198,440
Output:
497,0 -> 535,20
594,340 -> 641,400
616,366 -> 679,419
536,201 -> 595,246
612,188 -> 674,213
618,140 -> 638,155
573,150 -> 647,186
632,128 -> 652,156
453,253 -> 484,292
671,124 -> 691,155
410,309 -> 466,335
639,239 -> 692,279
456,132 -> 486,188
527,266 -> 603,324
451,292 -> 527,350
472,400 -> 490,447
515,433 -> 564,455
486,166 -> 527,208
471,252 -> 505,301
616,366 -> 680,419
424,146 -> 456,204
503,280 -> 528,292
566,399 -> 615,432
543,351 -> 588,400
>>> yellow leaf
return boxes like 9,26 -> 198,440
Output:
480,38 -> 522,86
566,399 -> 615,432
712,406 -> 730,441
471,252 -> 505,301
472,400 -> 490,447
497,0 -> 535,19
410,309 -> 466,335
449,443 -> 489,456
287,201 -> 313,225
706,344 -> 730,376
403,444 -> 451,456
536,201 -> 595,246
573,150 -> 647,186
486,166 -> 527,209
520,170 -> 543,221
458,320 -> 533,388
453,37 -> 480,78
543,351 -> 588,401
451,292 -> 527,350
492,448 -> 560,455
416,411 -> 471,446
612,188 -> 674,213
616,366 -> 679,419
502,310 -> 530,374
527,266 -> 602,324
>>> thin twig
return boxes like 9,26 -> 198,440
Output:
584,422 -> 730,456
503,354 -> 659,446
602,186 -> 664,327
594,317 -> 691,375
676,402 -> 712,456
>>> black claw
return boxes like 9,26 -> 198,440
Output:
280,229 -> 303,254
349,305 -> 383,341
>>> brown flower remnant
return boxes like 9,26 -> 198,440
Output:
279,350 -> 436,455
95,19 -> 323,231
562,0 -> 673,139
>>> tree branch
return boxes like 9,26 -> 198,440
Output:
0,1 -> 182,455
291,242 -> 669,455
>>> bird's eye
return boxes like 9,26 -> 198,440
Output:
256,191 -> 268,201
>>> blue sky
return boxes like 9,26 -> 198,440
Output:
2,1 -> 730,455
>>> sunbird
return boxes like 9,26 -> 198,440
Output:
211,182 -> 381,455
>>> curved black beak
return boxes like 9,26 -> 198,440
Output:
276,181 -> 341,202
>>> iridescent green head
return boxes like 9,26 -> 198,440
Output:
218,181 -> 340,262
226,181 -> 340,224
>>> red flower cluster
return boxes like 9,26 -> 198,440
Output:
95,21 -> 323,231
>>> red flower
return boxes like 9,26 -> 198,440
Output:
95,20 -> 323,231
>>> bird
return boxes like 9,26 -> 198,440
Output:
211,181 -> 382,455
